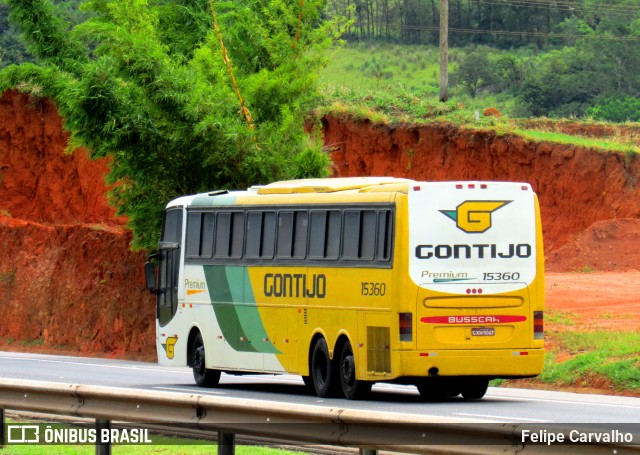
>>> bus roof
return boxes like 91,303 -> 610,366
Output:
166,178 -> 534,209
256,177 -> 414,194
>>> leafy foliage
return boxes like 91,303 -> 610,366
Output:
453,49 -> 492,98
587,97 -> 640,122
516,7 -> 640,117
1,0 -> 342,250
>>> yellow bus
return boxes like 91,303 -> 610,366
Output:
145,177 -> 544,400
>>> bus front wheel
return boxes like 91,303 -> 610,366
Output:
310,338 -> 339,397
192,332 -> 221,387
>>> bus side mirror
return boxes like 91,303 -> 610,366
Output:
145,257 -> 158,294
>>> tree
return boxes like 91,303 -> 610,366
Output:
453,48 -> 491,97
518,47 -> 612,117
1,0 -> 344,250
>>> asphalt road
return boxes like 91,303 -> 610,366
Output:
0,351 -> 639,425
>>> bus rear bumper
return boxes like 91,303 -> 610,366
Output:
398,348 -> 545,378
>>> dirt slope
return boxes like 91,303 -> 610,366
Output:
0,90 -> 639,364
0,91 -> 154,360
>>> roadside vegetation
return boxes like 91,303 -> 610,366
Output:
492,310 -> 640,394
0,418 -> 302,455
541,331 -> 640,391
0,441 -> 301,455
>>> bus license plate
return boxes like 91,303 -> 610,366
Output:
472,327 -> 495,336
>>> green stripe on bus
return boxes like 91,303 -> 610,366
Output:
238,267 -> 281,354
203,265 -> 280,354
204,265 -> 257,353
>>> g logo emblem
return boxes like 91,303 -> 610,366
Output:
440,200 -> 511,233
162,336 -> 178,359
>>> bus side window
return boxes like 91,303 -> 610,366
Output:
215,211 -> 244,259
292,211 -> 308,259
246,211 -> 276,259
309,211 -> 326,258
277,211 -> 309,260
162,208 -> 182,244
186,211 -> 215,259
309,210 -> 341,259
276,211 -> 295,258
200,212 -> 215,258
186,213 -> 202,258
377,210 -> 392,261
343,210 -> 376,261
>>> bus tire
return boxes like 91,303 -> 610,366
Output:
460,378 -> 489,400
339,341 -> 372,400
192,332 -> 221,387
416,380 -> 444,401
416,379 -> 460,401
301,375 -> 314,392
310,337 -> 339,398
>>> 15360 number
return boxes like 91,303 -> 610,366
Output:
361,282 -> 386,296
483,272 -> 521,281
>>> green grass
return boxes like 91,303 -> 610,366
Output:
545,310 -> 574,327
19,338 -> 44,347
510,129 -> 639,155
317,85 -> 640,154
321,42 -> 444,93
318,42 -> 640,155
0,443 -> 300,455
496,331 -> 640,393
539,331 -> 640,391
0,420 -> 304,455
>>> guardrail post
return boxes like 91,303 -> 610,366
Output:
0,408 -> 5,447
360,449 -> 377,455
218,431 -> 235,455
95,419 -> 111,455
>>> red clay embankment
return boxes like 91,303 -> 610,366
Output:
0,90 -> 155,360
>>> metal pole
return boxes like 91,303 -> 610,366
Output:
95,419 -> 111,455
218,431 -> 235,455
0,409 -> 5,446
439,0 -> 449,102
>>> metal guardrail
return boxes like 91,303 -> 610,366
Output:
0,378 -> 639,454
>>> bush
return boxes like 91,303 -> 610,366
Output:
587,97 -> 640,122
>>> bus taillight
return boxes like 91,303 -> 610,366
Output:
534,311 -> 544,339
399,313 -> 413,342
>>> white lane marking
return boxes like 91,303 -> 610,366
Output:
486,394 -> 640,410
153,386 -> 226,395
0,355 -> 190,374
235,375 -> 303,384
454,413 -> 552,423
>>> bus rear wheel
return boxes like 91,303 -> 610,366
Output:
339,341 -> 372,400
192,332 -> 221,387
460,378 -> 489,400
310,338 -> 340,397
416,379 -> 460,401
